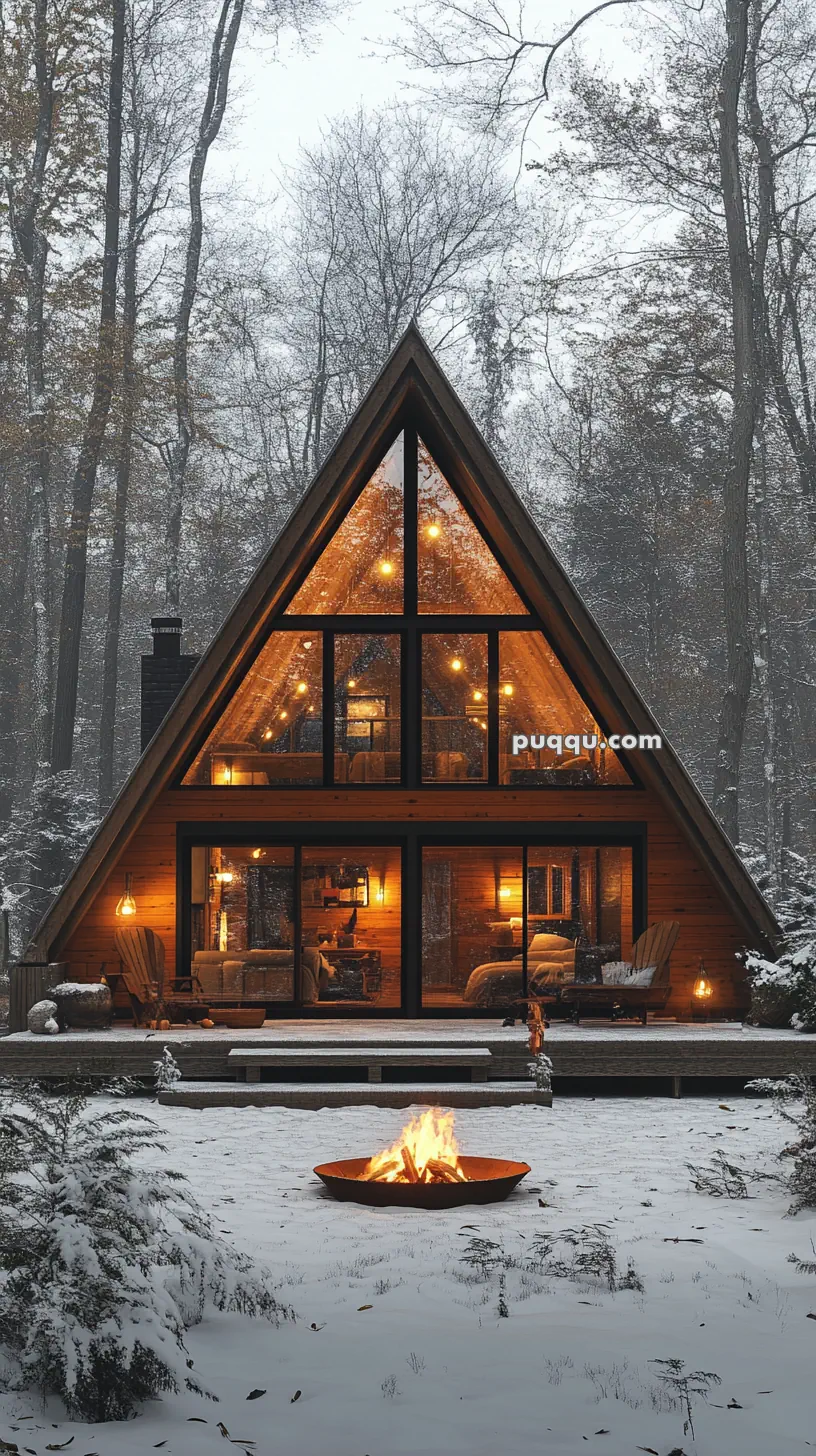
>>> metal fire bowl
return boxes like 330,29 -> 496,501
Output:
314,1155 -> 531,1208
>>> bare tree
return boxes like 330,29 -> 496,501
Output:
50,0 -> 127,771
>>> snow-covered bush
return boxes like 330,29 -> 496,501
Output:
0,1080 -> 291,1421
740,847 -> 816,1031
154,1046 -> 182,1093
747,1074 -> 816,1213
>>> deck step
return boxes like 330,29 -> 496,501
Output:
159,1080 -> 550,1109
228,1045 -> 492,1083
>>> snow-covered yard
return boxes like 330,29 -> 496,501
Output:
1,1095 -> 814,1456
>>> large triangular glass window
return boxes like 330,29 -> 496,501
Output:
183,631 -> 324,785
285,435 -> 404,614
417,439 -> 528,613
498,632 -> 630,785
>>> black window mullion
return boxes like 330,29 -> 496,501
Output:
322,633 -> 335,786
487,631 -> 499,783
403,425 -> 418,617
405,629 -> 420,786
294,842 -> 302,1005
522,843 -> 529,1000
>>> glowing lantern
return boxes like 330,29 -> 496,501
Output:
115,873 -> 137,919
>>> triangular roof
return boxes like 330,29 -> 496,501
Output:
31,324 -> 779,958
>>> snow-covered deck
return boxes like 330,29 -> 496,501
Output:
2,1018 -> 815,1086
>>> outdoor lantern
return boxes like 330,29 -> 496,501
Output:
115,873 -> 137,919
692,961 -> 714,1019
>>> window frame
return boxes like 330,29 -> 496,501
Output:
176,422 -> 641,789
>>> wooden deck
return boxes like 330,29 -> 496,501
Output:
2,1019 -> 815,1090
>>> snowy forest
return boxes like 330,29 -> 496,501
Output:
1,0 -> 815,956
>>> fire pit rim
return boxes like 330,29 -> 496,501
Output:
313,1153 -> 531,1208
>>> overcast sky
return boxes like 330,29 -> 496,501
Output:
212,0 -> 637,198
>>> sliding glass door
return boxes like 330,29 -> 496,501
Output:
188,841 -> 402,1012
420,843 -> 634,1010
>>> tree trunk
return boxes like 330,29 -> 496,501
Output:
163,0 -> 245,613
712,0 -> 755,844
0,490 -> 33,826
50,0 -> 126,770
98,108 -> 140,809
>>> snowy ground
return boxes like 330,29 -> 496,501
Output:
1,1095 -> 815,1456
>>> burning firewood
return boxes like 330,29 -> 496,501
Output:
426,1158 -> 466,1183
401,1146 -> 420,1183
363,1159 -> 399,1181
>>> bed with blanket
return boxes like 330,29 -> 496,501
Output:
462,933 -> 577,1007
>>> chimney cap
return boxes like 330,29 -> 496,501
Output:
150,616 -> 182,632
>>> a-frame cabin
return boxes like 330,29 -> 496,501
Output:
29,327 -> 777,1025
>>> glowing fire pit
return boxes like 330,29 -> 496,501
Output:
314,1107 -> 531,1208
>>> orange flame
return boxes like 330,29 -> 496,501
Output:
363,1106 -> 465,1183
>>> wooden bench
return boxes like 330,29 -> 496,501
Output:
227,1045 -> 493,1083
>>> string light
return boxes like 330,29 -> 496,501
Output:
472,690 -> 484,702
503,684 -> 514,697
296,681 -> 307,694
378,560 -> 394,575
348,679 -> 357,688
263,728 -> 273,740
279,710 -> 288,720
426,523 -> 441,538
451,658 -> 463,672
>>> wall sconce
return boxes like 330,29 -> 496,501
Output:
115,872 -> 137,918
214,870 -> 233,884
499,886 -> 512,901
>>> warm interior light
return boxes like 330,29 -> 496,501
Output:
308,705 -> 315,712
348,678 -> 357,688
296,681 -> 307,694
375,882 -> 385,903
279,710 -> 288,720
503,683 -> 514,697
426,523 -> 441,538
472,690 -> 484,701
221,764 -> 232,784
693,969 -> 713,1000
451,658 -> 463,672
379,560 -> 394,575
263,728 -> 273,740
215,870 -> 233,884
302,639 -> 313,649
251,849 -> 264,860
499,886 -> 512,900
115,872 -> 137,919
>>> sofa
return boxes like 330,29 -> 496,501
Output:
462,933 -> 577,1007
192,947 -> 331,1006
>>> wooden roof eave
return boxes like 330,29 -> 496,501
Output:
29,324 -> 780,961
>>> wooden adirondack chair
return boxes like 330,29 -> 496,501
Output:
560,921 -> 681,1024
114,927 -> 205,1025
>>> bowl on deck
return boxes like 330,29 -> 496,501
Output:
208,1007 -> 266,1028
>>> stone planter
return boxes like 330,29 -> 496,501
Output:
53,981 -> 113,1030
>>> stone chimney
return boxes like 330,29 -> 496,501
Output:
140,617 -> 199,751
